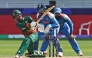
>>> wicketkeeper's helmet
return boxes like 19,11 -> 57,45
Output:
12,10 -> 22,19
37,3 -> 47,10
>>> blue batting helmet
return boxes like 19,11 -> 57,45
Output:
54,7 -> 62,14
37,3 -> 47,10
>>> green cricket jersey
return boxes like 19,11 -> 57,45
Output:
14,13 -> 38,55
16,16 -> 35,36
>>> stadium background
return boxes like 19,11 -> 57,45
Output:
0,8 -> 92,35
0,0 -> 92,39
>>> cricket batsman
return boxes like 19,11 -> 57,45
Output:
12,10 -> 40,58
34,3 -> 63,57
54,7 -> 83,56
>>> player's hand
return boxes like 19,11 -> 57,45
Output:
26,23 -> 30,28
31,29 -> 37,33
69,33 -> 74,39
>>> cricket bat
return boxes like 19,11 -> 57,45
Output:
31,6 -> 55,30
36,6 -> 55,23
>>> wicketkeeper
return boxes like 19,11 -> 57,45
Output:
12,10 -> 42,58
34,3 -> 63,57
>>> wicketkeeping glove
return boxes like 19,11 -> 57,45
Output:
37,23 -> 45,32
44,24 -> 52,34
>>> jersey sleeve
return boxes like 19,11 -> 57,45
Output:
49,13 -> 59,28
16,22 -> 26,28
62,14 -> 74,32
36,13 -> 41,23
16,16 -> 34,28
27,16 -> 34,23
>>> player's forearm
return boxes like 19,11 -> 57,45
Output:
66,19 -> 74,32
69,23 -> 74,32
70,30 -> 73,35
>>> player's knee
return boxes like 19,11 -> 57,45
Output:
24,37 -> 33,45
45,34 -> 49,39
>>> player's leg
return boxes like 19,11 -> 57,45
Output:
38,32 -> 48,55
40,36 -> 49,53
50,29 -> 63,57
25,40 -> 35,57
40,29 -> 63,57
25,32 -> 39,56
60,28 -> 83,56
27,40 -> 34,53
15,37 -> 32,58
34,31 -> 45,51
34,38 -> 39,50
27,33 -> 38,55
15,33 -> 38,58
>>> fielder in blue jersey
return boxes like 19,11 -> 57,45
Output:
34,3 -> 63,57
54,7 -> 83,56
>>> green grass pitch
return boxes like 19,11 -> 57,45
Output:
0,39 -> 92,58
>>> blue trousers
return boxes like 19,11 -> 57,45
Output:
38,29 -> 62,52
59,28 -> 81,54
34,27 -> 81,54
34,32 -> 45,50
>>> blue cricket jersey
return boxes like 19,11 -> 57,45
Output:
37,12 -> 59,28
56,14 -> 74,32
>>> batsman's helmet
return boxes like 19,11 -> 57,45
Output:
12,10 -> 22,19
37,3 -> 47,10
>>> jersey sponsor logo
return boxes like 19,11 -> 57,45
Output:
41,18 -> 49,24
42,21 -> 49,24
